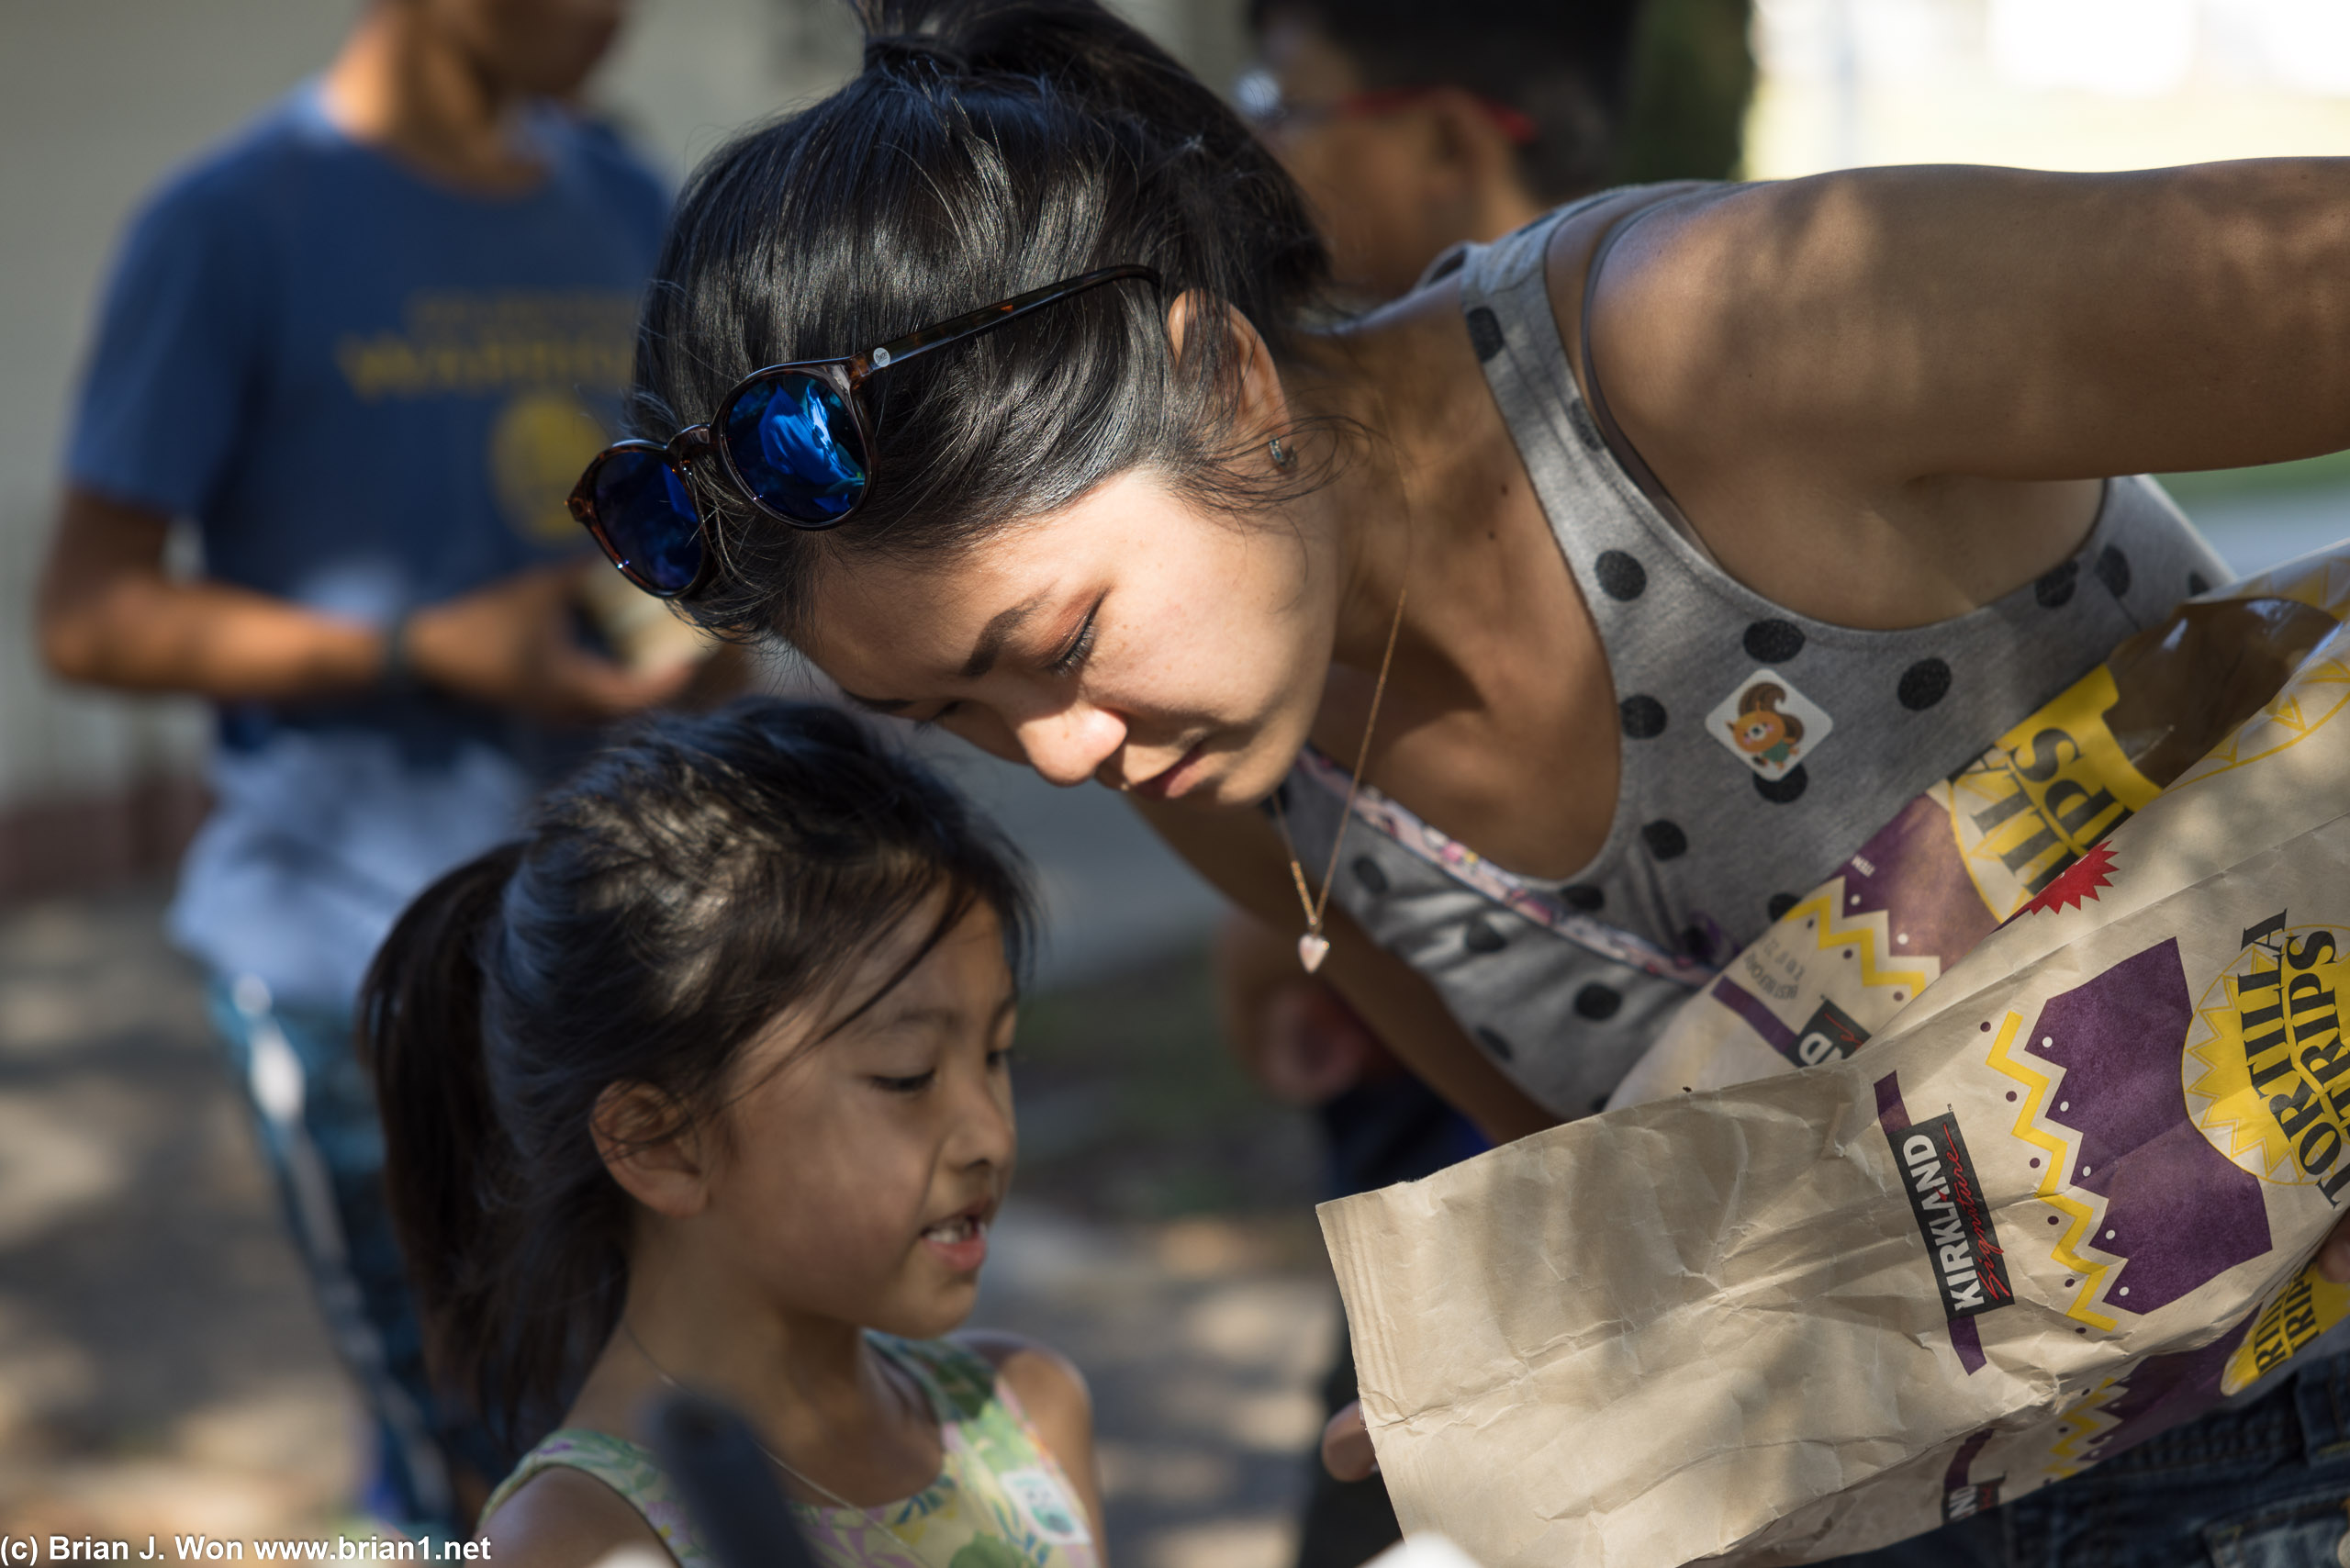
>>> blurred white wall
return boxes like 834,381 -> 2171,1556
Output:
1751,0 -> 2350,176
0,0 -> 1239,924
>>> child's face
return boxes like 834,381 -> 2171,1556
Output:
706,897 -> 1019,1340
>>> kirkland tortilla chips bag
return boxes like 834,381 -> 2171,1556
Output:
1319,547 -> 2350,1568
1605,548 -> 2350,1108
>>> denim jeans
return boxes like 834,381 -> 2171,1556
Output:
1827,1351 -> 2350,1568
206,975 -> 504,1542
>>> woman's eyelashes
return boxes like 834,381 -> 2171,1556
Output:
1045,599 -> 1102,678
870,1068 -> 937,1095
911,598 -> 1098,730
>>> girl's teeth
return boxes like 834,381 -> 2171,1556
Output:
925,1216 -> 979,1242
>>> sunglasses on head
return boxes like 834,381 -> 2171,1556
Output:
570,263 -> 1163,599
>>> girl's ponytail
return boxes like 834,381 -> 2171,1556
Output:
358,842 -> 523,1438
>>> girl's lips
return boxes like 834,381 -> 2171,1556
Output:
921,1213 -> 990,1273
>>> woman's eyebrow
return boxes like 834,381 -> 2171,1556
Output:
961,592 -> 1052,679
834,590 -> 1056,710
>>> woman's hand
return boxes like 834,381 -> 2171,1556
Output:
2321,1215 -> 2350,1284
1322,1401 -> 1378,1482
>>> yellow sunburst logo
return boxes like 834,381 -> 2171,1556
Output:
2185,921 -> 2350,1189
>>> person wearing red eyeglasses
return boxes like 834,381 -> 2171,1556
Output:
1237,0 -> 1641,304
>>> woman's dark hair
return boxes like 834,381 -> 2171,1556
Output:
360,699 -> 1033,1450
634,0 -> 1331,643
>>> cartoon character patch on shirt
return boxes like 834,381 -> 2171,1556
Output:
1707,670 -> 1834,781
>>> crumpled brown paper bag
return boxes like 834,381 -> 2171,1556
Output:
1321,553 -> 2350,1568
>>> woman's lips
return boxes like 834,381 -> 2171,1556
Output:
1128,739 -> 1213,801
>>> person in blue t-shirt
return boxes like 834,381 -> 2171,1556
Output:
37,0 -> 691,1540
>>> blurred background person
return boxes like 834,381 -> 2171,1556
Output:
33,0 -> 689,1541
1237,0 -> 1752,303
1227,2 -> 1753,1562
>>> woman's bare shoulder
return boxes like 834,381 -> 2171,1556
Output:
479,1462 -> 673,1568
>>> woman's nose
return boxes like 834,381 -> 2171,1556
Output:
1013,702 -> 1126,788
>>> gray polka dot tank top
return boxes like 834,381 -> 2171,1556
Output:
1275,199 -> 2232,1121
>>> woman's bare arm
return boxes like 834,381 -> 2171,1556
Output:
1594,160 -> 2350,514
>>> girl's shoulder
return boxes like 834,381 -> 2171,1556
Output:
867,1332 -> 1102,1564
481,1428 -> 704,1568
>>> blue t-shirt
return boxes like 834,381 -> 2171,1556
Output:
67,86 -> 668,1007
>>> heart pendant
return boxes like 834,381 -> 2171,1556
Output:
1298,932 -> 1331,973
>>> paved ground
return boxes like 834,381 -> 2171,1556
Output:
0,886 -> 1337,1567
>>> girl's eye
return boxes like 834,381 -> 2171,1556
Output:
988,1046 -> 1018,1073
872,1070 -> 935,1095
1046,604 -> 1099,678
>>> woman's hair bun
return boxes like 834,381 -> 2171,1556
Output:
862,30 -> 968,78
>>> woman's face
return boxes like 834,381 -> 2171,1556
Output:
801,467 -> 1343,810
706,899 -> 1019,1341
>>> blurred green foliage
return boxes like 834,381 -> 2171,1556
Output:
1614,0 -> 1756,183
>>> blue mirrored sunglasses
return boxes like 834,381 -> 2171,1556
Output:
570,264 -> 1162,599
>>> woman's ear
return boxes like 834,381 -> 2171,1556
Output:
1164,290 -> 1290,440
591,1081 -> 712,1219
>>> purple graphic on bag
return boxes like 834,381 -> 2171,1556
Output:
2031,940 -> 2271,1315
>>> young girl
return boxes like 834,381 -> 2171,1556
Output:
362,699 -> 1105,1567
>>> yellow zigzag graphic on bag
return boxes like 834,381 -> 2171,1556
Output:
1779,886 -> 1936,999
2042,1373 -> 2126,1479
1985,1012 -> 2120,1332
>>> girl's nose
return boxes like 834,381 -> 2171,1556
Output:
954,1072 -> 1019,1172
1013,701 -> 1126,788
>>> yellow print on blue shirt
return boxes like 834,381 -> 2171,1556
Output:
338,289 -> 637,543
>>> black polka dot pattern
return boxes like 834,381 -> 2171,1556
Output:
1680,925 -> 1713,962
1351,856 -> 1390,896
2189,572 -> 2212,597
1641,820 -> 1688,859
1619,694 -> 1667,738
1566,401 -> 1606,453
1561,884 -> 1605,913
1475,1025 -> 1516,1060
1768,892 -> 1801,921
2096,546 -> 2132,599
1573,984 -> 1622,1021
1465,307 -> 1506,363
1742,620 -> 1805,663
1463,917 -> 1507,953
1897,657 -> 1952,711
2036,561 -> 2079,608
1595,550 -> 1647,600
1753,765 -> 1809,804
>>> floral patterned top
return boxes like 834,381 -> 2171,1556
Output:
482,1336 -> 1099,1568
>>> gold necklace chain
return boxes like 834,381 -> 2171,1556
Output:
620,1318 -> 917,1549
1270,586 -> 1408,973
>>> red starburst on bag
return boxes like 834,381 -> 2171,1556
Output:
2022,841 -> 2119,917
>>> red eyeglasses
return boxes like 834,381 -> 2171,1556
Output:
1232,68 -> 1538,147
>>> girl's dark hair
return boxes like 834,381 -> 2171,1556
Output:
360,699 -> 1033,1450
634,0 -> 1331,643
